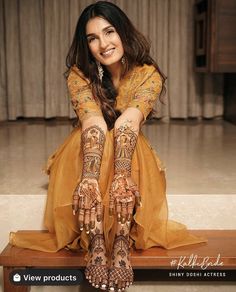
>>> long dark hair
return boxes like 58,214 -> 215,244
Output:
65,1 -> 166,129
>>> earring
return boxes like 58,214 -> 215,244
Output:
121,56 -> 126,65
97,61 -> 104,82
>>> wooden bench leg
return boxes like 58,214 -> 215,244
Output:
3,267 -> 31,292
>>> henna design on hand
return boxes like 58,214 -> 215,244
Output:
114,123 -> 138,177
109,174 -> 141,223
72,125 -> 105,233
109,122 -> 141,224
72,178 -> 103,233
81,125 -> 105,179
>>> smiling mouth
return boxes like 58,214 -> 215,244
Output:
100,48 -> 115,57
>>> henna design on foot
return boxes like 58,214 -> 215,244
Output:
108,226 -> 134,291
85,225 -> 109,290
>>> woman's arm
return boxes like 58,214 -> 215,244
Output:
114,107 -> 143,135
113,107 -> 143,176
82,116 -> 107,134
72,116 -> 107,233
68,67 -> 109,232
109,107 -> 143,223
81,116 -> 107,179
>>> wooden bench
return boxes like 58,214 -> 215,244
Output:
0,230 -> 236,292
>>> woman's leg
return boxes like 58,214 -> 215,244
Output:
108,222 -> 133,291
85,217 -> 109,290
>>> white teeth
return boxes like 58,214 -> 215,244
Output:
101,49 -> 114,56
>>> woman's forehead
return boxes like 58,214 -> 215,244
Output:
86,17 -> 113,35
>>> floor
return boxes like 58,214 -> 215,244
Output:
0,118 -> 236,292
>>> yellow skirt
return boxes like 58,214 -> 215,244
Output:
9,127 -> 207,253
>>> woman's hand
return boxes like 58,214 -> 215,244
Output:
72,178 -> 103,233
109,174 -> 141,224
110,116 -> 141,225
72,123 -> 106,234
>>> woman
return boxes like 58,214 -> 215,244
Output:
10,1 -> 207,291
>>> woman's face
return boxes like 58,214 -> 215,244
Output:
86,17 -> 124,68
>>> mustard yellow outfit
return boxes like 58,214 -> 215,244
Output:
9,64 -> 207,253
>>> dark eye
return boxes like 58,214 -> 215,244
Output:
106,29 -> 114,35
88,37 -> 95,43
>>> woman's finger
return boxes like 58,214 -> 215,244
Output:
84,209 -> 90,234
78,208 -> 85,231
109,193 -> 115,216
134,190 -> 142,207
96,202 -> 103,222
121,201 -> 127,224
127,200 -> 134,224
94,187 -> 102,203
116,200 -> 122,223
79,192 -> 85,209
90,207 -> 96,230
84,188 -> 91,209
72,194 -> 79,215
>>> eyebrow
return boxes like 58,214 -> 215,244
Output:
86,25 -> 114,38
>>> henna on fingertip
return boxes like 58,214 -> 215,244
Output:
78,208 -> 85,231
109,195 -> 115,216
90,207 -> 96,230
96,202 -> 103,222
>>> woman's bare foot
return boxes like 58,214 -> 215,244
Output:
108,223 -> 133,291
85,221 -> 109,290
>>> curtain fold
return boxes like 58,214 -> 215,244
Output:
3,0 -> 22,120
20,0 -> 45,118
0,0 -> 223,121
0,0 -> 7,120
44,0 -> 70,118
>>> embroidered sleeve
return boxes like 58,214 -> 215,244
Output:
67,66 -> 103,122
128,67 -> 163,121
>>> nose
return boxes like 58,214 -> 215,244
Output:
99,36 -> 108,49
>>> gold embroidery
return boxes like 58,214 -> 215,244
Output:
67,64 -> 163,123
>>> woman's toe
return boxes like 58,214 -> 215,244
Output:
117,280 -> 122,290
91,276 -> 96,285
126,280 -> 131,287
100,284 -> 107,290
109,282 -> 115,291
121,281 -> 126,289
101,278 -> 108,289
94,277 -> 100,288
